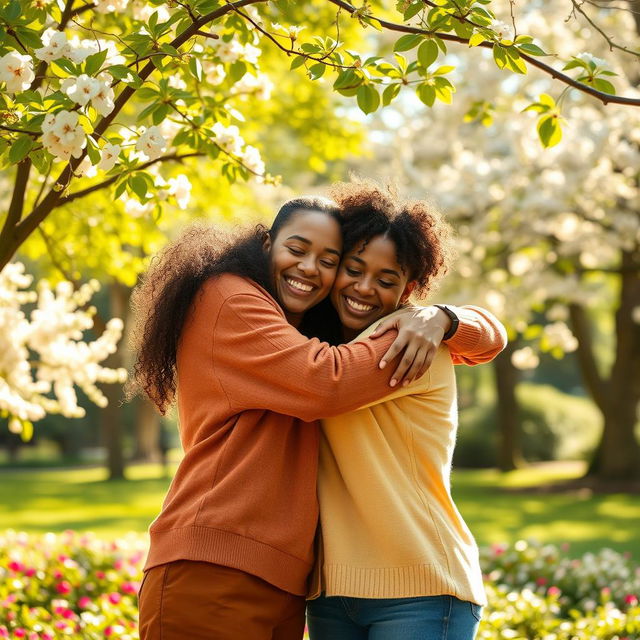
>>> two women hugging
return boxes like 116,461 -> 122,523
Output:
131,178 -> 507,640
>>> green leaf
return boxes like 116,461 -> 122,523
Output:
129,174 -> 148,199
136,101 -> 159,123
9,135 -> 33,164
51,58 -> 78,76
382,83 -> 401,106
109,65 -> 141,86
468,32 -> 485,47
137,86 -> 159,101
433,65 -> 455,76
403,2 -> 424,20
539,93 -> 556,108
30,148 -> 51,175
418,39 -> 439,68
505,47 -> 527,74
417,83 -> 435,107
394,34 -> 422,53
537,114 -> 562,148
563,59 -> 586,71
14,27 -> 42,49
114,178 -> 128,199
189,56 -> 203,81
493,45 -> 507,70
152,103 -> 169,125
333,69 -> 361,90
4,0 -> 21,21
290,55 -> 306,70
308,63 -> 326,80
84,49 -> 109,76
229,60 -> 247,83
356,84 -> 380,114
518,43 -> 547,56
394,53 -> 408,73
592,77 -> 616,94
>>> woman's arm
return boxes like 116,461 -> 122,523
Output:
199,279 -> 404,422
369,304 -> 508,383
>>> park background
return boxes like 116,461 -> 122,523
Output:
1,0 -> 639,638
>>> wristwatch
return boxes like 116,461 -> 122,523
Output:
434,304 -> 459,341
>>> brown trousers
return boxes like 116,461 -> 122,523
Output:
138,560 -> 306,640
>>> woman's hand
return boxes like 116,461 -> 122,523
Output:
370,306 -> 452,387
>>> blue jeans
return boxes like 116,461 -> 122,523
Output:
307,594 -> 482,640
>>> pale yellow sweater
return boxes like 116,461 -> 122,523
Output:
311,306 -> 506,606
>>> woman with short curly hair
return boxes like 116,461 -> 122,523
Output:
307,179 -> 507,640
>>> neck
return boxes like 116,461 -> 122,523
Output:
341,326 -> 359,342
285,311 -> 304,328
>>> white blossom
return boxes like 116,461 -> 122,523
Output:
97,143 -> 121,172
511,346 -> 540,370
135,126 -> 167,161
167,174 -> 192,210
0,52 -> 34,93
34,30 -> 70,63
41,110 -> 86,161
203,61 -> 226,86
211,122 -> 243,155
213,39 -> 245,64
94,0 -> 128,14
0,263 -> 126,437
61,74 -> 100,106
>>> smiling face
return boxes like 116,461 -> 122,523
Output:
267,210 -> 343,326
331,234 -> 415,338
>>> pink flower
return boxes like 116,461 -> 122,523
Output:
108,592 -> 121,604
53,569 -> 64,579
561,542 -> 570,552
25,568 -> 36,577
121,581 -> 137,594
95,571 -> 106,579
54,621 -> 68,630
104,627 -> 114,637
8,561 -> 25,573
547,586 -> 561,597
78,596 -> 92,608
114,559 -> 124,570
0,627 -> 7,638
535,577 -> 547,586
601,587 -> 611,596
14,630 -> 26,638
624,594 -> 638,606
55,580 -> 72,595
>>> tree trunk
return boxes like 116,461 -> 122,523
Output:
584,250 -> 640,481
132,396 -> 161,462
493,341 -> 525,471
100,281 -> 131,481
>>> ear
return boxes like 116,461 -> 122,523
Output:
400,281 -> 417,304
263,233 -> 272,253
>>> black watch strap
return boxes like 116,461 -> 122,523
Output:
434,304 -> 459,341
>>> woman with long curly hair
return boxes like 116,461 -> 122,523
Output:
307,180 -> 507,640
131,194 -> 467,640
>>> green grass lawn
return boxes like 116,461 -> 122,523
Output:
1,460 -> 639,559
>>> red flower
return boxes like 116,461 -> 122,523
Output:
55,580 -> 72,595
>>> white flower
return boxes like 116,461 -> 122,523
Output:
34,30 -> 70,63
511,346 -> 540,370
271,23 -> 305,40
203,61 -> 226,86
543,322 -> 578,352
211,122 -> 243,155
135,126 -> 167,161
243,43 -> 261,65
214,39 -> 245,64
231,73 -> 273,101
131,1 -> 170,22
41,110 -> 86,161
168,75 -> 187,90
490,19 -> 513,41
97,143 -> 121,171
0,52 -> 35,93
94,0 -> 128,14
167,174 -> 192,210
122,196 -> 154,218
92,73 -> 115,116
576,51 -> 608,68
76,156 -> 97,178
62,74 -> 100,107
241,145 -> 265,177
65,36 -> 100,64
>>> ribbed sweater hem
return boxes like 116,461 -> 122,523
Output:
144,525 -> 312,596
316,563 -> 487,606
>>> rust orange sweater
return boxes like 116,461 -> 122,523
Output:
144,274 -> 402,595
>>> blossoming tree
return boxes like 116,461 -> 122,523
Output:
362,1 -> 640,481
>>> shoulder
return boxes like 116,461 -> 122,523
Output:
198,274 -> 274,307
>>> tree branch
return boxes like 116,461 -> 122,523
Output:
568,302 -> 609,411
0,0 -> 267,270
327,0 -> 640,107
58,152 -> 203,205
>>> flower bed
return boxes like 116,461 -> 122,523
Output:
1,532 -> 638,639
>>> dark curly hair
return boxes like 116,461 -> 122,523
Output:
128,196 -> 341,414
329,178 -> 454,298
